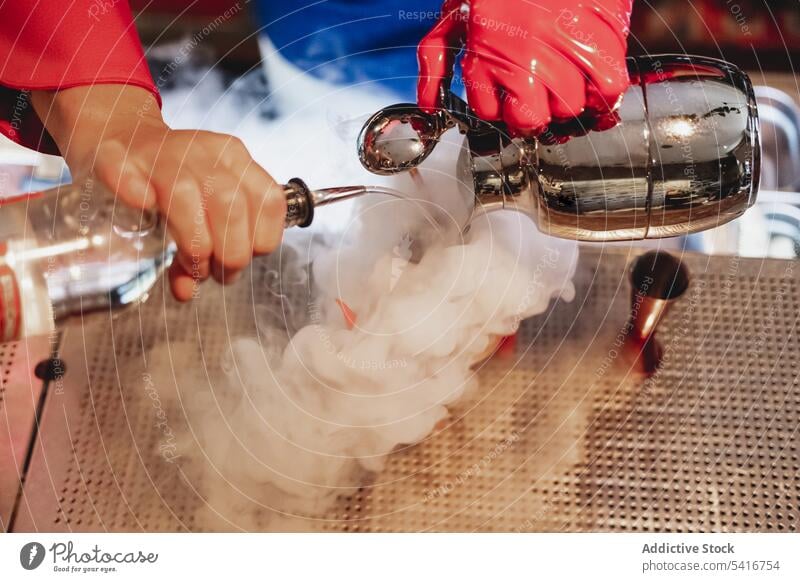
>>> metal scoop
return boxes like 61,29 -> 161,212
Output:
357,87 -> 484,175
357,104 -> 447,175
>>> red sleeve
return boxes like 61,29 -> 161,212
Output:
0,0 -> 160,155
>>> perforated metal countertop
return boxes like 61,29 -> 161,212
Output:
6,246 -> 800,532
0,336 -> 51,531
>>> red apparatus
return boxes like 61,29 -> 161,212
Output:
0,0 -> 158,153
417,0 -> 634,136
335,299 -> 358,330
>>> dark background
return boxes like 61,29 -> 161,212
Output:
129,0 -> 800,73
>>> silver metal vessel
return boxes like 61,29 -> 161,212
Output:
359,55 -> 760,242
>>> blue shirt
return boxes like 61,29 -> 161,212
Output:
254,1 -> 444,100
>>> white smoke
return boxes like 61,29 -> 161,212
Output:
142,56 -> 579,530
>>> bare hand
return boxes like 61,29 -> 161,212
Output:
31,84 -> 286,301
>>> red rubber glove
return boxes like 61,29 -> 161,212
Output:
418,0 -> 633,136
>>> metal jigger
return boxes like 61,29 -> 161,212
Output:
625,250 -> 690,374
357,54 -> 761,242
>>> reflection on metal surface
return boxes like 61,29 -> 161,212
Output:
536,55 -> 760,241
8,247 -> 799,532
684,86 -> 800,258
358,104 -> 449,175
625,251 -> 690,374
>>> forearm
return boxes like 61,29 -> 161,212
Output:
0,0 -> 159,155
30,85 -> 164,171
27,82 -> 285,302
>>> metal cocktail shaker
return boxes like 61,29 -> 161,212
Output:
358,55 -> 760,241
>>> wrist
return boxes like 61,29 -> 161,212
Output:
31,84 -> 165,171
